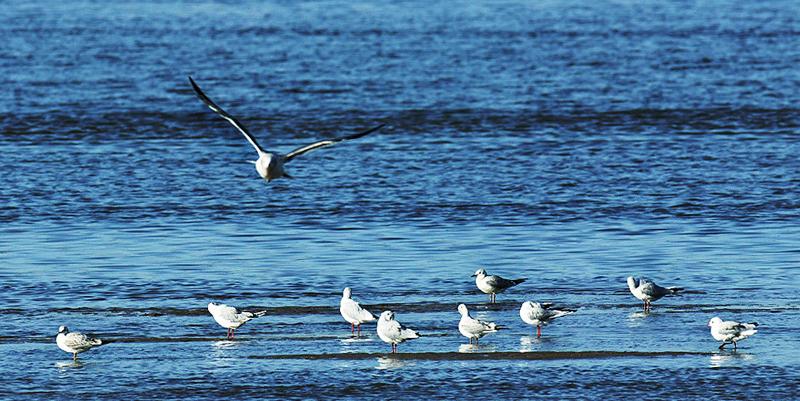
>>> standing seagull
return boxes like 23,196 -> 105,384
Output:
56,326 -> 104,361
472,268 -> 526,303
189,76 -> 385,182
519,301 -> 576,338
457,304 -> 498,345
207,302 -> 267,340
626,276 -> 683,310
339,287 -> 376,336
708,317 -> 758,350
376,311 -> 420,353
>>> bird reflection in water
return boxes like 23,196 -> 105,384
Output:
375,356 -> 410,370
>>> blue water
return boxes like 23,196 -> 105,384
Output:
2,1 -> 799,399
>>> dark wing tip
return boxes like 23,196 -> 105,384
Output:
343,123 -> 386,140
188,76 -> 205,97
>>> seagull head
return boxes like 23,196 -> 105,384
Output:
342,287 -> 352,298
380,311 -> 394,321
522,301 -> 541,311
626,276 -> 638,289
457,303 -> 470,317
708,317 -> 722,327
57,326 -> 68,334
472,268 -> 487,277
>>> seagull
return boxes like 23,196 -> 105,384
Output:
708,317 -> 758,350
472,268 -> 526,303
56,326 -> 104,360
376,311 -> 420,353
519,301 -> 576,338
457,303 -> 498,345
626,276 -> 683,310
339,287 -> 376,336
189,76 -> 385,182
207,302 -> 267,340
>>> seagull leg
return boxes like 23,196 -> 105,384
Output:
351,323 -> 355,335
357,324 -> 362,336
73,353 -> 77,361
537,326 -> 542,338
718,342 -> 727,350
733,341 -> 737,350
231,329 -> 235,340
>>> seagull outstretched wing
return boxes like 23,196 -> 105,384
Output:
284,124 -> 385,162
189,76 -> 267,154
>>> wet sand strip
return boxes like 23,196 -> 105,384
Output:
248,350 -> 710,361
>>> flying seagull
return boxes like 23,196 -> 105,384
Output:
708,317 -> 758,350
519,301 -> 576,338
626,276 -> 683,311
339,287 -> 376,336
472,268 -> 526,303
457,303 -> 499,345
207,302 -> 267,340
376,311 -> 420,353
189,76 -> 385,182
56,326 -> 104,360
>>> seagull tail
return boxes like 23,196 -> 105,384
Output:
741,322 -> 759,331
552,309 -> 577,319
741,329 -> 758,337
359,310 -> 377,322
403,329 -> 420,339
253,310 -> 268,318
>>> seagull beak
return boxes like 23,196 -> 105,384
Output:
471,274 -> 477,277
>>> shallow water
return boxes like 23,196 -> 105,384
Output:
1,0 -> 800,399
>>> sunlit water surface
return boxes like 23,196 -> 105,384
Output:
1,1 -> 799,399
